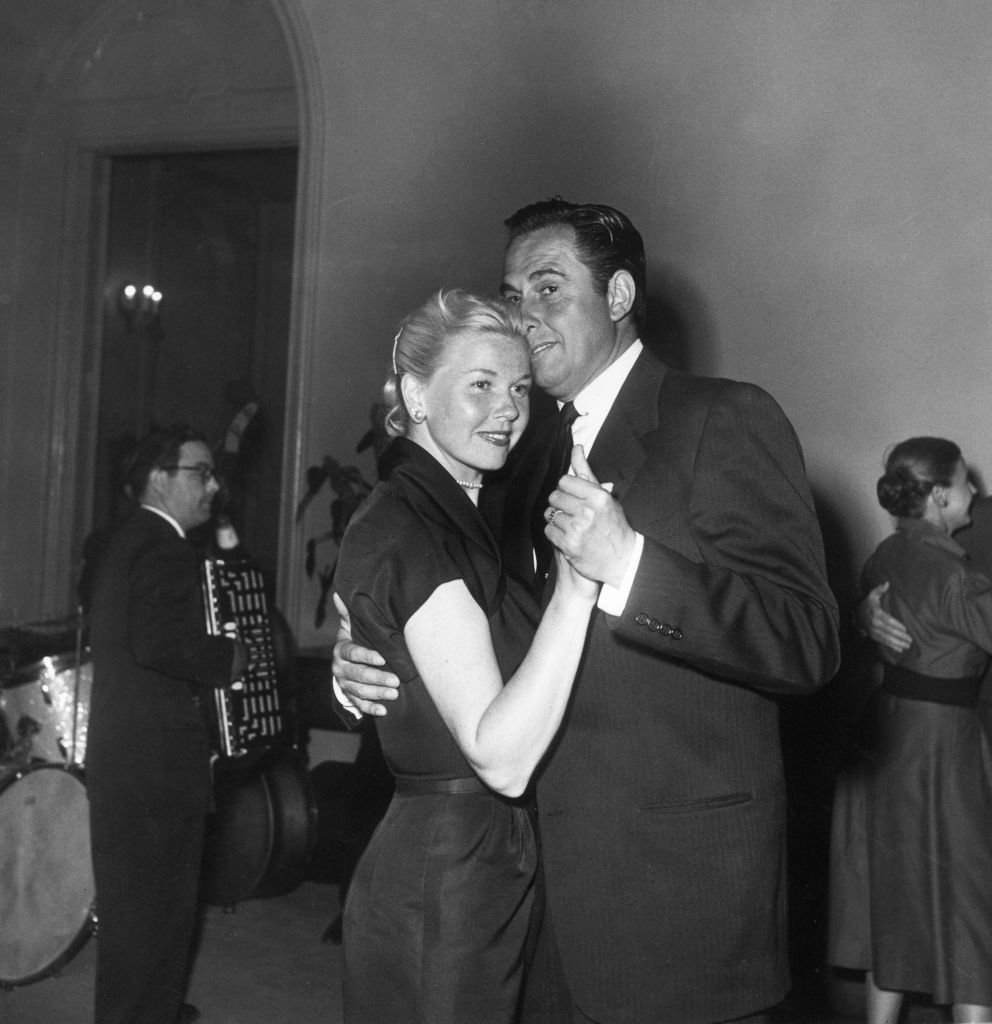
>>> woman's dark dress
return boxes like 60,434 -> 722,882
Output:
831,517 -> 992,1005
333,439 -> 541,1024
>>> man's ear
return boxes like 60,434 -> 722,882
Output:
144,466 -> 167,503
606,270 -> 636,323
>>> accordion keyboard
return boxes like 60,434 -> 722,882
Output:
201,557 -> 283,757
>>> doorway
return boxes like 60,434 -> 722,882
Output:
93,148 -> 298,587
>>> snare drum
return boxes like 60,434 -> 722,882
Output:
0,763 -> 95,986
0,653 -> 92,766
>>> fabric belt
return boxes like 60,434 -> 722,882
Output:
393,776 -> 488,796
881,664 -> 982,707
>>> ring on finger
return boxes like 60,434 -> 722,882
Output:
548,507 -> 560,525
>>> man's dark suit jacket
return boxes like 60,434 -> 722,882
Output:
87,507 -> 236,813
958,495 -> 992,703
958,495 -> 992,575
486,349 -> 840,1024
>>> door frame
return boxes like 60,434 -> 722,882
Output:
41,0 -> 321,629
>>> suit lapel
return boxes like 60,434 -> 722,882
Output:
588,350 -> 668,503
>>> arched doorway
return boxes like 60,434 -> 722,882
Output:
34,0 -> 320,625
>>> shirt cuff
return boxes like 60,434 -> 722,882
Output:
333,677 -> 363,719
597,532 -> 645,616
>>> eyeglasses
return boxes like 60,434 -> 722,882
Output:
162,463 -> 219,484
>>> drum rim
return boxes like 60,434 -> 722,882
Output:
0,758 -> 86,788
0,914 -> 95,988
5,651 -> 92,688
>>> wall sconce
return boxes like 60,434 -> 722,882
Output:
118,281 -> 163,333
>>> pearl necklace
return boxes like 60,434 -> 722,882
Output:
456,479 -> 483,490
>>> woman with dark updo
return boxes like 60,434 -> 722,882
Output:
852,437 -> 992,1024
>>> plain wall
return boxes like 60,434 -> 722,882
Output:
2,0 -> 992,647
291,0 -> 992,641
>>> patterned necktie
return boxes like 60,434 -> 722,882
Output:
531,401 -> 578,598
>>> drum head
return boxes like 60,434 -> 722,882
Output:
0,765 -> 94,985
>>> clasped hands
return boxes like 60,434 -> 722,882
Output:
544,445 -> 637,592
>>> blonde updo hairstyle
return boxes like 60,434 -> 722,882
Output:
876,436 -> 962,518
383,289 -> 527,438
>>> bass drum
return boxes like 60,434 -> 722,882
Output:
201,752 -> 317,907
0,763 -> 95,987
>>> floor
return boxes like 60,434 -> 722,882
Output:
1,877 -> 968,1024
1,881 -> 345,1024
0,681 -> 958,1024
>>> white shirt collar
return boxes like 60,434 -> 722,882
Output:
141,503 -> 186,538
563,339 -> 643,455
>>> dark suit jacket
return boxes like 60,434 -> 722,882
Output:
489,350 -> 840,1023
958,495 -> 992,575
86,508 -> 236,815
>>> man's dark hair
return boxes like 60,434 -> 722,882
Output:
504,197 -> 647,329
123,423 -> 208,500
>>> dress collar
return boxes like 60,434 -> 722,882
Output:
378,437 -> 498,551
896,515 -> 967,558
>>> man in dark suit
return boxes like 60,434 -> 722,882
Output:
86,424 -> 247,1024
335,199 -> 840,1023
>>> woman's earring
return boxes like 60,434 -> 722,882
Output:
410,407 -> 424,423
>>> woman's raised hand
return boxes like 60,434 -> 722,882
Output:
547,445 -> 605,600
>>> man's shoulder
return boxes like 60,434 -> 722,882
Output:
88,509 -> 193,616
642,363 -> 786,431
112,507 -> 181,546
658,364 -> 777,407
632,363 -> 807,482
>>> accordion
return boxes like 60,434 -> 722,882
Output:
200,556 -> 284,757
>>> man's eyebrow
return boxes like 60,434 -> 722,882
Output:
500,265 -> 565,294
528,263 -> 565,280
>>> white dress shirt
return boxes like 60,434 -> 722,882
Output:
559,340 -> 644,616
